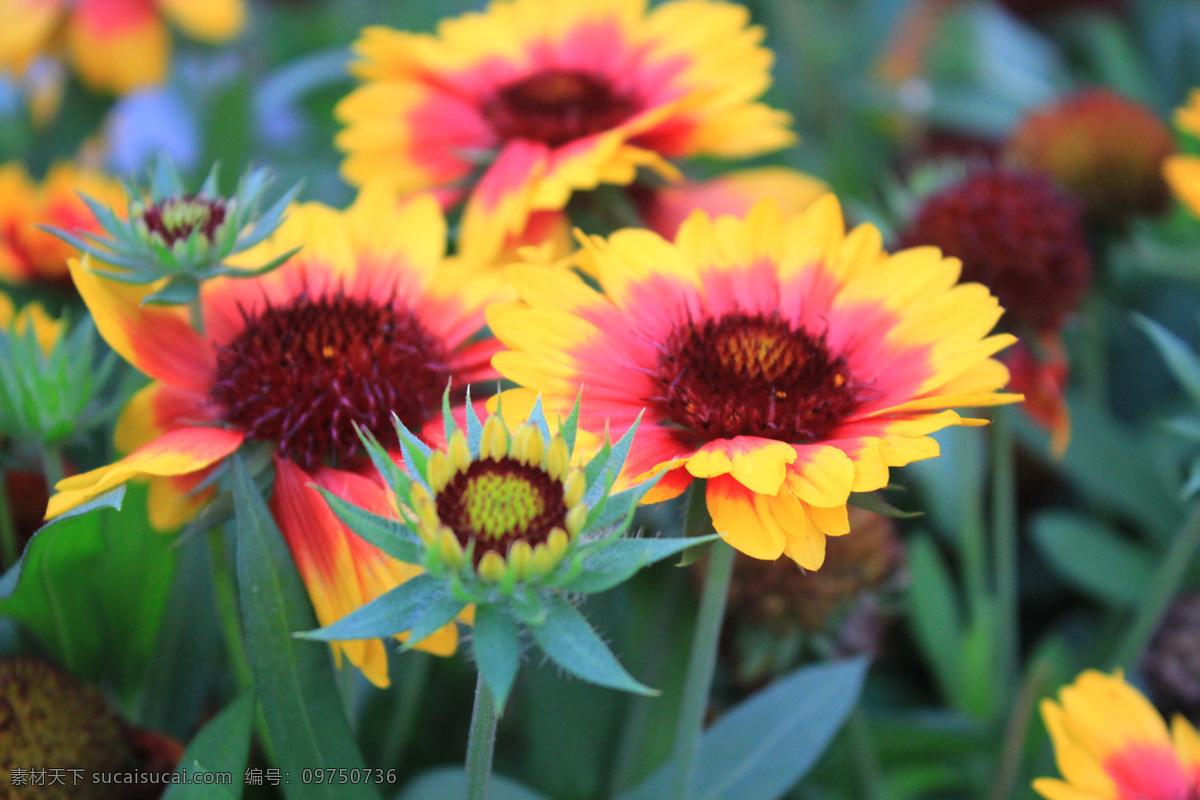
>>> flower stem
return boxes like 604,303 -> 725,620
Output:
1114,501 -> 1200,669
465,672 -> 499,800
41,446 -> 64,491
991,407 -> 1018,693
671,481 -> 734,800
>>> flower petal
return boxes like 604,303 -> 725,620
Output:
706,474 -> 785,559
47,426 -> 244,520
686,436 -> 796,496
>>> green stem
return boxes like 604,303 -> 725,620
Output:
187,295 -> 205,336
41,446 -> 64,492
465,672 -> 499,800
207,528 -> 254,690
671,482 -> 734,800
379,651 -> 432,772
988,659 -> 1051,800
0,476 -> 18,570
849,709 -> 888,800
991,407 -> 1018,693
1114,502 -> 1200,668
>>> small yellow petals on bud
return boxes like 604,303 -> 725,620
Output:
411,484 -> 438,527
480,416 -> 509,461
565,504 -> 589,538
507,540 -> 533,581
511,424 -> 545,466
529,543 -> 555,578
562,469 -> 586,508
545,436 -> 570,481
478,551 -> 508,583
427,451 -> 453,493
547,527 -> 570,562
448,430 -> 471,473
437,528 -> 465,569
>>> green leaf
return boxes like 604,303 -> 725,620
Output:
472,604 -> 521,710
313,487 -> 423,564
0,485 -> 176,693
1134,314 -> 1200,405
583,413 -> 642,507
559,394 -> 582,453
848,491 -> 923,519
354,424 -> 410,499
528,595 -> 657,696
907,535 -> 966,709
398,591 -> 465,652
0,485 -> 126,600
620,658 -> 868,800
1030,512 -> 1155,607
588,478 -> 660,532
464,385 -> 483,453
562,535 -> 721,594
295,573 -> 445,642
163,692 -> 255,800
231,455 -> 379,800
397,768 -> 550,800
528,394 -> 552,444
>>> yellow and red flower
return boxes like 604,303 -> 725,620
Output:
335,0 -> 794,257
488,198 -> 1020,570
1035,669 -> 1200,800
1165,89 -> 1200,219
0,0 -> 245,95
0,161 -> 125,285
45,184 -> 508,686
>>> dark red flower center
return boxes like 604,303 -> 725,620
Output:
210,293 -> 450,468
482,68 -> 638,148
140,196 -> 228,247
900,169 -> 1091,332
652,312 -> 862,445
436,457 -> 567,564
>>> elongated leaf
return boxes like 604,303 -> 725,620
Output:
621,658 -> 868,800
563,535 -> 721,594
232,456 -> 379,800
295,573 -> 445,642
907,535 -> 965,709
163,692 -> 255,800
313,487 -> 422,564
397,768 -> 550,800
1030,512 -> 1155,607
0,485 -> 175,692
848,491 -> 922,519
1135,314 -> 1200,404
398,591 -> 464,651
528,595 -> 656,696
472,604 -> 521,710
0,485 -> 125,600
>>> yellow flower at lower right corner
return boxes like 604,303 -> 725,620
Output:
1035,669 -> 1200,800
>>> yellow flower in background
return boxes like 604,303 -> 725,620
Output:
1165,89 -> 1200,219
0,0 -> 245,95
45,184 -> 509,686
1035,670 -> 1200,800
0,289 -> 62,354
0,161 -> 125,285
489,198 -> 1021,569
336,0 -> 794,257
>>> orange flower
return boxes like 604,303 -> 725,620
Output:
0,0 -> 245,95
46,185 -> 509,686
0,161 -> 125,285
